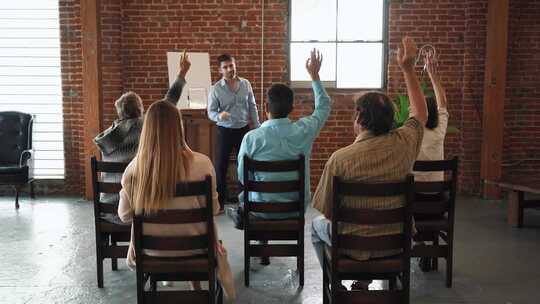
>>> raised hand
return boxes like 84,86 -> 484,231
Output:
397,36 -> 417,71
179,49 -> 191,78
305,48 -> 323,81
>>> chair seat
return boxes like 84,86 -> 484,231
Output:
0,165 -> 28,184
324,245 -> 404,273
415,217 -> 448,232
142,255 -> 209,273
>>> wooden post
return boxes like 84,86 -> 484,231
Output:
81,0 -> 102,199
480,0 -> 509,199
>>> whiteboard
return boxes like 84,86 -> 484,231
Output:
167,52 -> 212,109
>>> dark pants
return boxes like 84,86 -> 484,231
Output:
215,125 -> 249,209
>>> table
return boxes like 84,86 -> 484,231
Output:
485,179 -> 540,227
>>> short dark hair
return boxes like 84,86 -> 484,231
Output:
267,84 -> 294,119
425,97 -> 439,130
217,53 -> 234,66
355,92 -> 394,136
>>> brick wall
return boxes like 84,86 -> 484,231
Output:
53,0 -> 538,197
503,0 -> 540,180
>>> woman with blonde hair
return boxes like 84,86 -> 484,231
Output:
118,100 -> 226,291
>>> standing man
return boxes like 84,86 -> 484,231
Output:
208,54 -> 261,211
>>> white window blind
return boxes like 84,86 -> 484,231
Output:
289,0 -> 387,89
0,0 -> 64,179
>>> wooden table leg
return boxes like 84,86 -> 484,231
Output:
507,190 -> 519,227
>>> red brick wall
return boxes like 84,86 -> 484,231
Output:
54,0 -> 537,197
503,0 -> 540,180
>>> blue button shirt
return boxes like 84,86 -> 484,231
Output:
207,77 -> 260,129
237,81 -> 331,219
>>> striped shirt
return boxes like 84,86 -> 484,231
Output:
312,118 -> 424,260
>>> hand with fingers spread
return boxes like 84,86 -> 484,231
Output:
397,36 -> 417,72
179,49 -> 191,78
305,48 -> 323,81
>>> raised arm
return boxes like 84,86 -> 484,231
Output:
397,37 -> 427,125
426,55 -> 447,110
299,48 -> 331,138
164,50 -> 190,105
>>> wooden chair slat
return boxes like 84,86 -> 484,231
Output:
248,201 -> 301,213
338,234 -> 405,251
248,231 -> 299,241
414,181 -> 451,193
99,222 -> 131,233
245,158 -> 302,172
142,235 -> 208,251
413,157 -> 458,171
175,181 -> 209,197
249,244 -> 299,257
411,244 -> 448,258
413,201 -> 448,214
102,246 -> 129,258
97,182 -> 122,194
95,161 -> 128,173
336,179 -> 410,197
142,256 -> 209,273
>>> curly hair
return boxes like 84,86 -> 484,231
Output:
355,92 -> 394,136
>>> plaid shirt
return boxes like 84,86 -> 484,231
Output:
312,118 -> 423,260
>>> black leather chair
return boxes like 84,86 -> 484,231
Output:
0,111 -> 34,209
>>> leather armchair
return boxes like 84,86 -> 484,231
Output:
0,111 -> 35,209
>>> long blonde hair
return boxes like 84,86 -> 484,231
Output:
131,100 -> 193,214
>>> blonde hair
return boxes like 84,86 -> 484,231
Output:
131,100 -> 193,214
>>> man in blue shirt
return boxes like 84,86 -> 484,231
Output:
208,54 -> 261,210
233,49 -> 330,228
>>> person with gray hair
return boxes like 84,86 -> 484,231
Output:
93,52 -> 191,223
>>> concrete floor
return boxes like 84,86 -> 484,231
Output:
1,195 -> 539,304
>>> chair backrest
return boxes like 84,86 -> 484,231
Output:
331,174 -> 414,256
90,156 -> 128,216
242,155 -> 305,215
0,111 -> 33,165
412,157 -> 458,215
133,175 -> 215,271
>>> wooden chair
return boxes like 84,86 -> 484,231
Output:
133,175 -> 223,304
412,156 -> 458,287
90,156 -> 130,288
323,175 -> 414,304
243,155 -> 305,287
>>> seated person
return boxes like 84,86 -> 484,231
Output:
93,52 -> 190,224
232,49 -> 331,225
117,100 -> 226,290
414,53 -> 450,271
310,36 -> 427,290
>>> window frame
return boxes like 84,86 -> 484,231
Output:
287,0 -> 390,90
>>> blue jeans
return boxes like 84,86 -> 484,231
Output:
311,215 -> 332,269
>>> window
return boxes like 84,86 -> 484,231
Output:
0,0 -> 64,179
289,0 -> 388,89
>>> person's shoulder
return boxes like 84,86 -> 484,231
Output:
239,77 -> 251,85
191,151 -> 212,164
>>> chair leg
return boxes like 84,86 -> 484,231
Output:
150,276 -> 157,292
433,235 -> 439,271
111,240 -> 118,271
97,256 -> 104,288
14,185 -> 21,209
217,283 -> 224,304
446,237 -> 454,288
244,232 -> 250,287
298,239 -> 304,287
389,277 -> 397,290
322,261 -> 329,304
